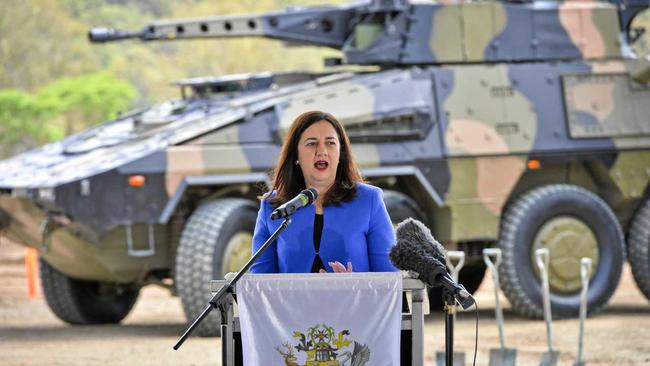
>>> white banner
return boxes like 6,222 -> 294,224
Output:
237,272 -> 402,366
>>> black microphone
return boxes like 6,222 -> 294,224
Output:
270,188 -> 318,220
394,218 -> 447,264
390,218 -> 474,309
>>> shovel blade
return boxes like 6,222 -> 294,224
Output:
436,351 -> 465,366
539,351 -> 559,366
488,348 -> 517,366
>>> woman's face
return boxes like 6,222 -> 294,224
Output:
296,120 -> 341,191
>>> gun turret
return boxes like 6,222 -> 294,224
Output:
89,0 -> 650,66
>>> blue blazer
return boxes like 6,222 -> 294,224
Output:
250,183 -> 398,273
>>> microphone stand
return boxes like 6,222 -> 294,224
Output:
173,217 -> 292,353
443,287 -> 457,366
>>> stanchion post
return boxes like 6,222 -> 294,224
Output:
435,251 -> 466,366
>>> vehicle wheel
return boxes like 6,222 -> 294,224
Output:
39,259 -> 139,324
383,190 -> 425,225
175,198 -> 257,337
499,184 -> 625,318
629,198 -> 650,301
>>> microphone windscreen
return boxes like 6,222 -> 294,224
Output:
389,235 -> 446,287
394,218 -> 446,263
389,235 -> 425,272
303,188 -> 318,203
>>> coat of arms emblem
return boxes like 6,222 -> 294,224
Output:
275,324 -> 370,366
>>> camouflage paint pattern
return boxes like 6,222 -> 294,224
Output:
440,64 -> 534,240
165,145 -> 252,196
564,64 -> 650,141
0,0 -> 649,284
0,196 -> 167,282
425,1 -> 620,64
558,2 -> 620,59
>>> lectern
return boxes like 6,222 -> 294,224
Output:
209,274 -> 426,366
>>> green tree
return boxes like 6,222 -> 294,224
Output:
0,0 -> 348,158
0,0 -> 96,91
39,72 -> 137,135
0,90 -> 60,157
0,72 -> 137,158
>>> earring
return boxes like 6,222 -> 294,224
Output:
295,160 -> 299,165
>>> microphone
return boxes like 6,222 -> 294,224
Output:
270,188 -> 318,220
390,218 -> 475,309
394,218 -> 447,264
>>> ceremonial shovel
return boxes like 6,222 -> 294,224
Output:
573,257 -> 592,366
536,248 -> 559,366
483,248 -> 517,366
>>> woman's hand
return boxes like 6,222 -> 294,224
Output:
320,261 -> 353,273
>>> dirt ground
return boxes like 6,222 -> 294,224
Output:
1,238 -> 649,366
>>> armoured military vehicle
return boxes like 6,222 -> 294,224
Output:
1,0 -> 649,335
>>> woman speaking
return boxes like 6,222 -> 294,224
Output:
250,111 -> 397,273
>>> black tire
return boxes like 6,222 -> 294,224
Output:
383,190 -> 425,224
175,198 -> 257,337
629,198 -> 650,301
39,259 -> 139,324
499,184 -> 625,318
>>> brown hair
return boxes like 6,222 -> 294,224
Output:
264,111 -> 364,207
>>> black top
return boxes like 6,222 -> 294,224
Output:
310,214 -> 325,273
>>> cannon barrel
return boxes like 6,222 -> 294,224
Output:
87,6 -> 360,49
87,0 -> 650,66
88,27 -> 142,43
